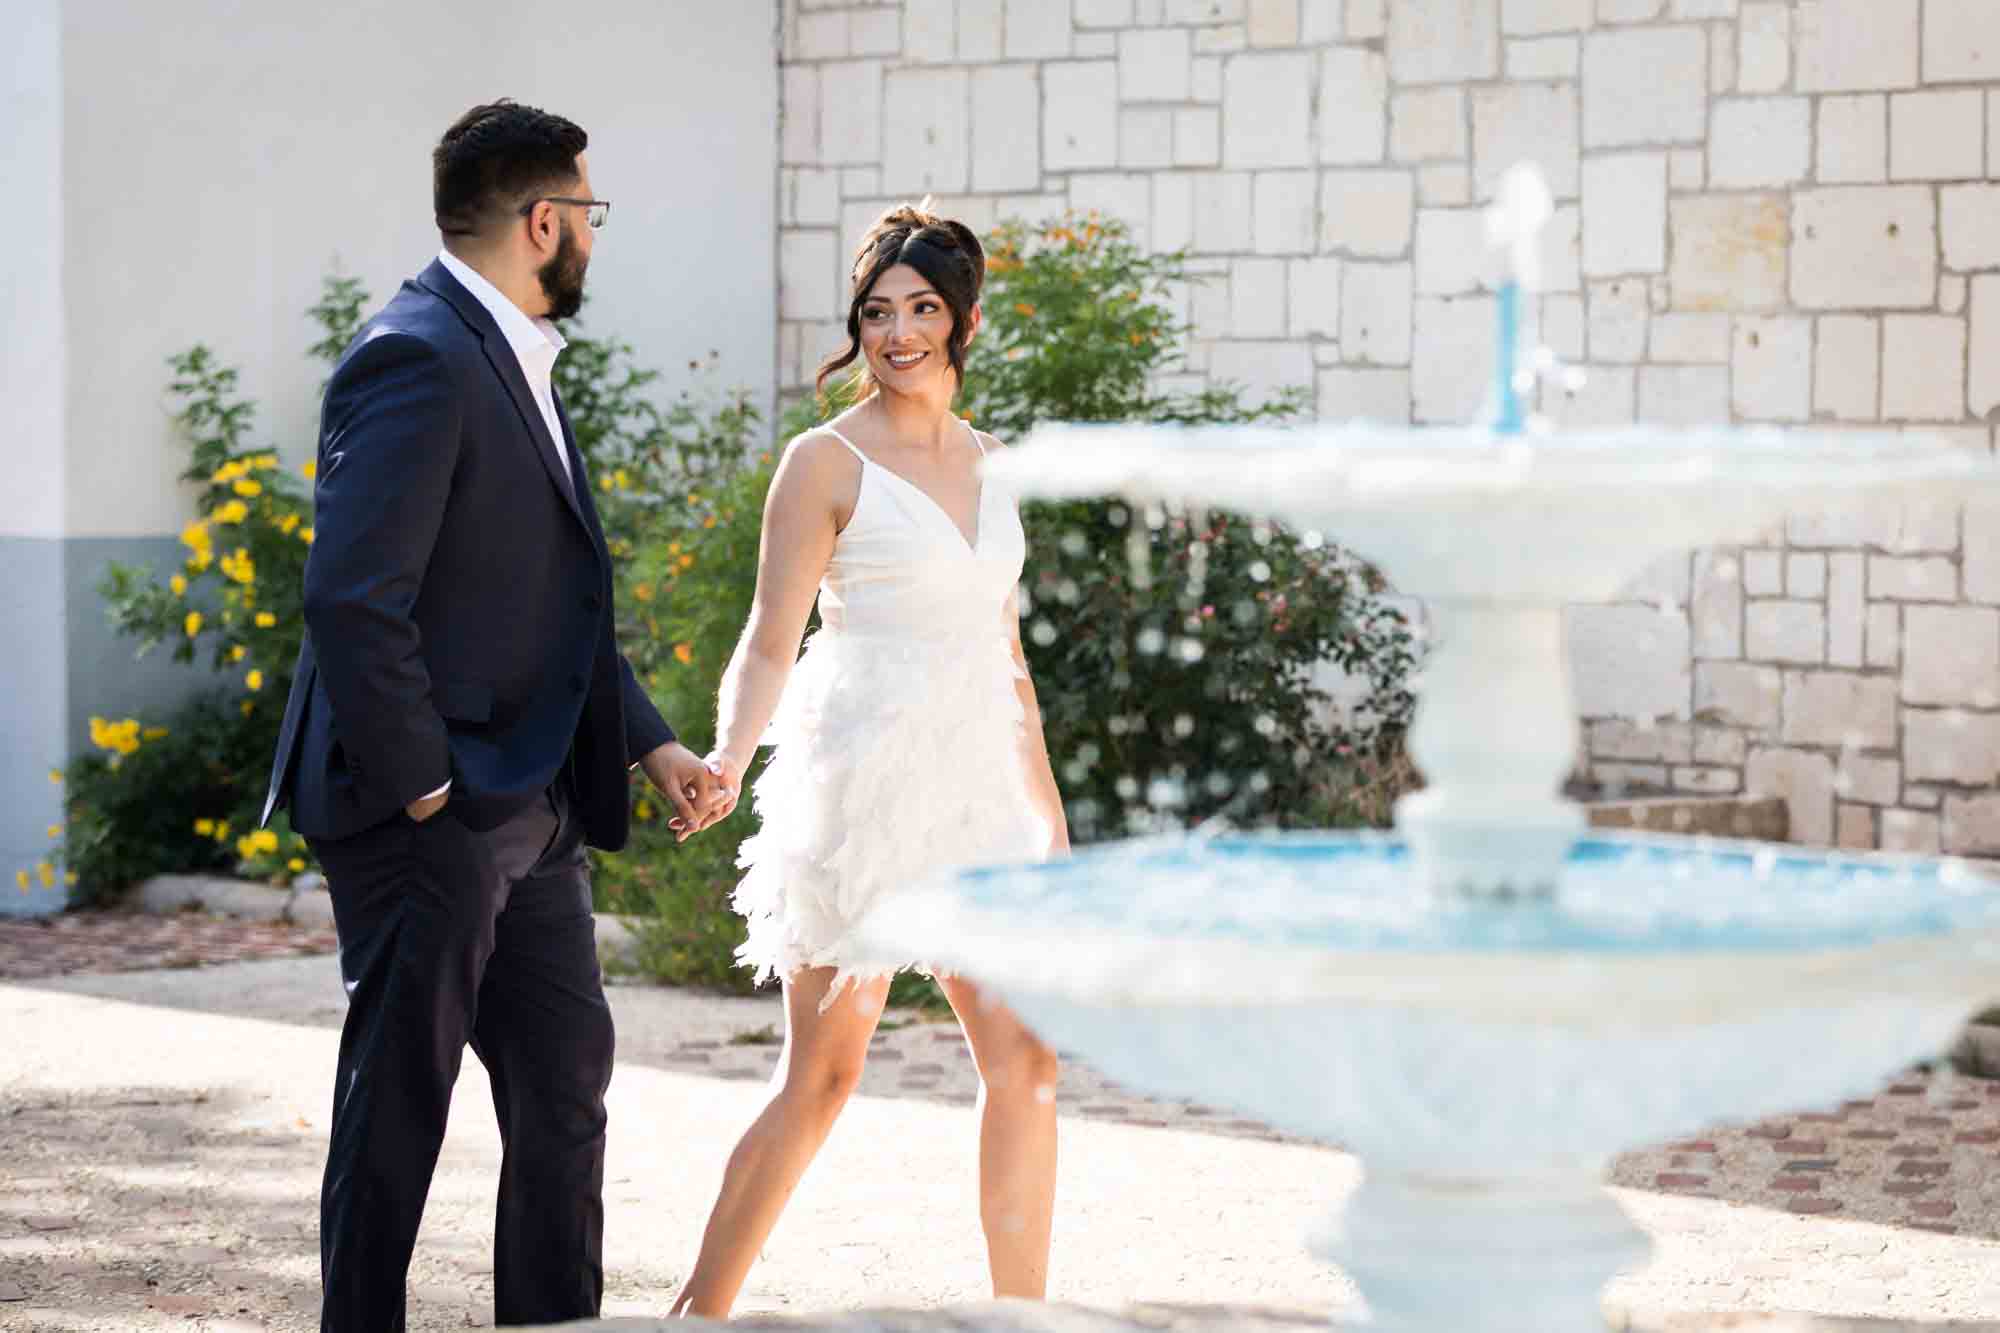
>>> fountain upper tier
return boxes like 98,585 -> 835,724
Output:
984,421 -> 2000,895
984,423 -> 1992,605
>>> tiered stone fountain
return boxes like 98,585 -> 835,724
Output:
856,166 -> 2000,1331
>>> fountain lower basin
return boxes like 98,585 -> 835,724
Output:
856,834 -> 2000,1330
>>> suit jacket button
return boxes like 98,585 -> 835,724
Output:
569,673 -> 586,693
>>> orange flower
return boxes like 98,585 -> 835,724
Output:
1014,302 -> 1036,317
672,643 -> 693,665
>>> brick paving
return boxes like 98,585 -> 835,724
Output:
0,911 -> 338,981
663,1016 -> 2000,1238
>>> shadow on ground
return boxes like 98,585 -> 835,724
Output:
0,1084 -> 330,1329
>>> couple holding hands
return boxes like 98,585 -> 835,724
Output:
264,99 -> 1069,1328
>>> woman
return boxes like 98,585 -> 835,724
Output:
669,203 -> 1070,1316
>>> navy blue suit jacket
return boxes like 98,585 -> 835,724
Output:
262,258 -> 674,849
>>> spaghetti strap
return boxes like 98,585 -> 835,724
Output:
815,425 -> 871,466
962,418 -> 989,458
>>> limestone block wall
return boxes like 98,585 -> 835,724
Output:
775,0 -> 2000,854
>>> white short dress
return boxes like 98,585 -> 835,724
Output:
731,422 -> 1052,1001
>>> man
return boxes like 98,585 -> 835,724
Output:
262,100 -> 728,1330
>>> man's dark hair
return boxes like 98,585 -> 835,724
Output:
433,100 -> 588,237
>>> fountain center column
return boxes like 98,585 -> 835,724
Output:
1395,602 -> 1584,896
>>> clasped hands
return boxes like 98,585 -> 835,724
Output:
641,741 -> 743,843
402,742 -> 739,842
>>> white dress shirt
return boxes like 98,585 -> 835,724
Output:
437,248 -> 573,485
418,250 -> 575,804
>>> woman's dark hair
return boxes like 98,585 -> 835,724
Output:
433,99 -> 588,237
817,202 -> 986,401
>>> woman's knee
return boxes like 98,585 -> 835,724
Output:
982,1029 -> 1061,1100
781,1053 -> 866,1116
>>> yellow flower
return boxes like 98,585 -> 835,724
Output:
63,871 -> 77,886
287,857 -> 306,872
233,478 -> 263,498
48,769 -> 62,785
213,499 -> 249,524
245,669 -> 264,692
90,717 -> 141,753
89,717 -> 142,755
236,834 -> 256,860
673,642 -> 693,665
185,611 -> 203,638
635,799 -> 653,820
142,726 -> 167,740
300,527 -> 315,544
169,574 -> 188,597
46,825 -> 61,839
677,553 -> 695,569
667,541 -> 681,555
213,820 -> 231,841
37,862 -> 54,888
228,645 -> 246,663
614,469 -> 631,491
633,583 -> 653,602
211,460 -> 246,485
277,513 -> 300,535
14,870 -> 27,891
254,611 -> 276,628
686,492 -> 701,505
702,514 -> 717,529
186,550 -> 213,573
180,519 -> 212,553
253,453 -> 279,471
194,818 -> 215,836
251,829 -> 279,854
240,699 -> 255,717
301,460 -> 317,480
220,548 -> 255,585
599,473 -> 614,492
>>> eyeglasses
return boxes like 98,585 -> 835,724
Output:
522,196 -> 610,231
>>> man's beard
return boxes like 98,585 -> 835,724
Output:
537,218 -> 588,320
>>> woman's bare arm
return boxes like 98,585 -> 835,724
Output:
702,434 -> 852,818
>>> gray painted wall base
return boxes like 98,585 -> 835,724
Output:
1,536 -> 68,916
1,534 -> 210,916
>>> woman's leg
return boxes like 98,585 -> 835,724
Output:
938,975 -> 1061,1299
670,969 -> 889,1317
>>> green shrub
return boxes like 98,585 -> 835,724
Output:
40,275 -> 732,906
960,214 -> 1416,840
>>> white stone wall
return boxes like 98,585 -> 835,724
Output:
777,0 -> 2000,855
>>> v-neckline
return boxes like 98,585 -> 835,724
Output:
825,423 -> 985,553
866,458 -> 984,553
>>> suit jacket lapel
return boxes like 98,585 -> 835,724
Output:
418,259 -> 588,528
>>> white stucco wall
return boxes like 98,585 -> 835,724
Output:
4,0 -> 65,541
61,0 -> 780,538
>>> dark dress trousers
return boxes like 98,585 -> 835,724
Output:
262,258 -> 674,1332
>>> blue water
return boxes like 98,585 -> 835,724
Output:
949,833 -> 2000,955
